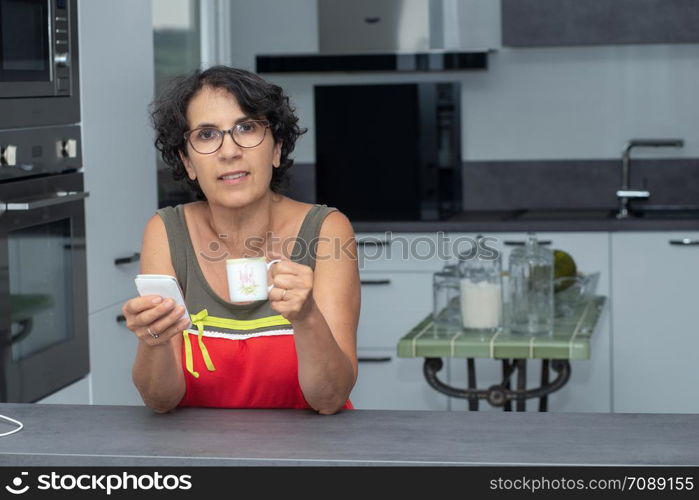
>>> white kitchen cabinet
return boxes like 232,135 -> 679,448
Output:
611,231 -> 699,413
35,376 -> 91,405
88,303 -> 144,406
350,349 -> 448,410
356,232 -> 446,273
449,231 -> 612,412
79,0 -> 158,314
358,271 -> 434,349
354,232 -> 453,410
354,271 -> 446,410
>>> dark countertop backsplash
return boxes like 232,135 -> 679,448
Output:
461,158 -> 699,212
285,159 -> 699,233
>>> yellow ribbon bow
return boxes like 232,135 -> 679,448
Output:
183,309 -> 217,378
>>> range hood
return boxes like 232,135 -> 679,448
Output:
256,0 -> 491,74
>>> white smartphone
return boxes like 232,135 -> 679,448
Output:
134,274 -> 192,329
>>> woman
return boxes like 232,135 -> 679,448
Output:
121,66 -> 359,414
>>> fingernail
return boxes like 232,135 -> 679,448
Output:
152,297 -> 162,304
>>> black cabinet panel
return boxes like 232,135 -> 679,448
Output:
502,0 -> 699,47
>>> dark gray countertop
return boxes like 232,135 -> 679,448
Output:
352,210 -> 699,233
1,403 -> 698,466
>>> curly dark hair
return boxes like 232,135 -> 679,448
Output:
151,66 -> 306,198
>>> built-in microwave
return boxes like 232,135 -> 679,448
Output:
315,82 -> 462,221
0,0 -> 80,128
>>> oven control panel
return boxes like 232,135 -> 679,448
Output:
0,125 -> 82,181
54,0 -> 72,96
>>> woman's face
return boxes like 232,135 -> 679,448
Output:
180,85 -> 281,208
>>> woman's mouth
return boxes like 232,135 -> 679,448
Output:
218,171 -> 250,184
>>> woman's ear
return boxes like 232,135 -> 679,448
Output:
272,140 -> 283,168
179,150 -> 197,180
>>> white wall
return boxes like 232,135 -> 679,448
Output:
226,0 -> 698,162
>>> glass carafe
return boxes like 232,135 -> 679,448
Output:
508,233 -> 554,336
457,239 -> 503,333
432,264 -> 461,330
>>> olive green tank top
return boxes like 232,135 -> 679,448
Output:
156,203 -> 338,324
155,202 -> 338,380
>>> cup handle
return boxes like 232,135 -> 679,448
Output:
266,259 -> 281,292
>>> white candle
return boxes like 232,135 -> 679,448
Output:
459,279 -> 503,329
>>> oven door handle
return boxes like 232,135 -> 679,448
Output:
1,191 -> 89,214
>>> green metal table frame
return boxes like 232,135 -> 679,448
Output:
397,296 -> 606,411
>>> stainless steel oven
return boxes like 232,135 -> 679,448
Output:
0,171 -> 88,402
0,0 -> 80,128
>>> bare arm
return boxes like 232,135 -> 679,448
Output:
269,211 -> 359,414
125,214 -> 187,413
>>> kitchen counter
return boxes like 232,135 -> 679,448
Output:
1,403 -> 698,466
352,209 -> 699,233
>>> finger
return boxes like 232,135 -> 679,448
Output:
268,297 -> 287,315
269,259 -> 305,276
123,295 -> 164,316
272,273 -> 309,290
132,298 -> 177,329
141,316 -> 190,345
268,286 -> 292,302
149,304 -> 189,335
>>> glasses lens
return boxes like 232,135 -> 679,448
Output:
233,121 -> 267,148
189,128 -> 222,154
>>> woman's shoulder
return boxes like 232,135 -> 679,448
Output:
277,196 -> 342,221
281,199 -> 353,248
277,195 -> 314,213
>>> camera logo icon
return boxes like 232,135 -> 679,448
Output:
5,472 -> 29,495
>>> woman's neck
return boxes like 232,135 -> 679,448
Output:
203,192 -> 281,259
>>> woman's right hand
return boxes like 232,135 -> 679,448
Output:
121,295 -> 190,346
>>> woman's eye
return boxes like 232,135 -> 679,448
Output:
237,122 -> 257,134
197,128 -> 219,140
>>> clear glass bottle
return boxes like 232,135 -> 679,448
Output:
432,264 -> 461,330
508,233 -> 554,336
457,237 -> 503,333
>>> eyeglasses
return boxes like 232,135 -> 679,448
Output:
184,120 -> 270,154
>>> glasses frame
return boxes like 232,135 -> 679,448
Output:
183,120 -> 271,154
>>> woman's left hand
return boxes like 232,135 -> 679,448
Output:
268,259 -> 316,323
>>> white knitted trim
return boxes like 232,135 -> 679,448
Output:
184,328 -> 294,340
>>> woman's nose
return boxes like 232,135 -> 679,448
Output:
219,129 -> 242,157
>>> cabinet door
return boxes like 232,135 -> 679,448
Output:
612,231 -> 699,413
355,232 -> 446,273
358,272 -> 433,349
351,349 -> 448,410
89,302 -> 145,406
450,232 -> 612,412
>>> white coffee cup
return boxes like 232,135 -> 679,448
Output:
226,257 -> 281,302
